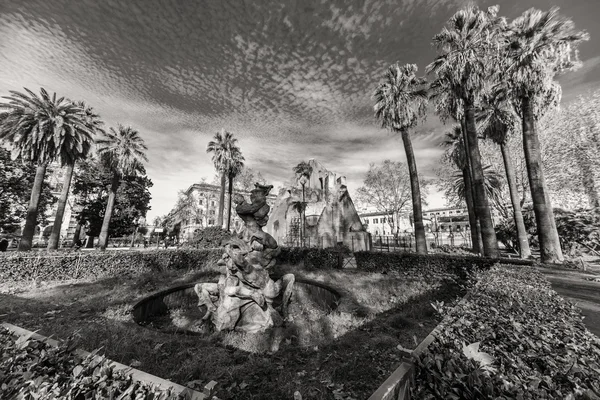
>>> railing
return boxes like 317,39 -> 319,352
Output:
371,231 -> 472,253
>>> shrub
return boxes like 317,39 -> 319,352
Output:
278,247 -> 343,269
181,226 -> 234,249
0,249 -> 222,282
0,327 -> 180,399
411,265 -> 600,399
354,251 -> 532,278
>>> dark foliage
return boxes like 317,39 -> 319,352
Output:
0,147 -> 57,231
71,158 -> 152,238
355,251 -> 532,277
411,266 -> 600,399
0,327 -> 180,399
278,247 -> 344,270
0,249 -> 221,282
180,226 -> 234,249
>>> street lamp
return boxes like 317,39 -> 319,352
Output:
298,175 -> 308,247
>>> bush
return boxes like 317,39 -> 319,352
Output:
278,247 -> 343,270
181,226 -> 234,249
354,251 -> 532,278
0,249 -> 222,282
0,327 -> 180,399
411,265 -> 600,399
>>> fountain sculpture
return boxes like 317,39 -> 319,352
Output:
194,183 -> 295,333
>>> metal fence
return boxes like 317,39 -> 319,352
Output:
371,230 -> 472,253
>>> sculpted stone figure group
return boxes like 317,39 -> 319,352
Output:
194,183 -> 295,333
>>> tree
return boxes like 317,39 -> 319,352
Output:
71,157 -> 152,245
440,126 -> 482,252
96,125 -> 148,250
357,160 -> 428,238
47,101 -> 100,249
373,63 -> 429,254
233,167 -> 266,192
0,147 -> 56,233
225,149 -> 244,231
0,88 -> 92,251
504,6 -> 588,263
206,129 -> 241,228
478,92 -> 531,258
293,161 -> 313,245
427,5 -> 501,257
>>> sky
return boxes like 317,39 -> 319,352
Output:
1,0 -> 600,222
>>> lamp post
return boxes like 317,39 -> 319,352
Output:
299,175 -> 308,247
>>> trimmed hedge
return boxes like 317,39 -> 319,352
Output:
0,249 -> 222,282
355,251 -> 532,277
412,265 -> 600,399
0,327 -> 180,399
278,247 -> 343,270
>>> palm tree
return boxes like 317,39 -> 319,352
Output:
373,64 -> 428,254
96,125 -> 148,250
504,7 -> 588,263
47,101 -> 102,250
0,88 -> 92,251
442,127 -> 482,253
293,161 -> 313,246
225,148 -> 245,231
478,94 -> 531,258
427,5 -> 502,257
207,129 -> 240,228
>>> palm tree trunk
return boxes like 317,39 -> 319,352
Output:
226,174 -> 233,231
400,129 -> 427,254
460,119 -> 483,254
464,101 -> 499,257
521,97 -> 563,263
462,168 -> 480,253
217,172 -> 226,227
18,163 -> 47,251
98,174 -> 120,250
500,142 -> 531,259
48,163 -> 75,250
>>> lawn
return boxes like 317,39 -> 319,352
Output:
0,260 -> 466,400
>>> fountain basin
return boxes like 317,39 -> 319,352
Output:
132,278 -> 343,337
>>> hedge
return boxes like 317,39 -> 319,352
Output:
277,247 -> 343,270
411,265 -> 600,399
355,251 -> 533,277
0,326 -> 181,399
0,249 -> 222,282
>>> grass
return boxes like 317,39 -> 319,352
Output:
0,262 -> 466,399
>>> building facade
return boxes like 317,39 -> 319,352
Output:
358,210 -> 414,236
180,182 -> 277,240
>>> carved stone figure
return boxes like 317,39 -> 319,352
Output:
195,183 -> 294,333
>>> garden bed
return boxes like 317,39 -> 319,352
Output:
0,261 -> 466,399
411,265 -> 600,399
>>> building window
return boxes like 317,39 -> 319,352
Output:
364,218 -> 369,224
210,210 -> 215,215
382,218 -> 386,223
373,218 -> 378,224
199,199 -> 203,205
209,219 -> 214,225
211,201 -> 215,206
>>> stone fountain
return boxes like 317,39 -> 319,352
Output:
194,183 -> 295,333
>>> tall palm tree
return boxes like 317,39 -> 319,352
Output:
293,161 -> 313,245
96,125 -> 148,250
48,101 -> 102,250
427,5 -> 502,257
504,7 -> 588,263
373,64 -> 428,254
207,129 -> 240,228
442,126 -> 482,253
0,88 -> 93,251
225,148 -> 245,231
478,94 -> 531,258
